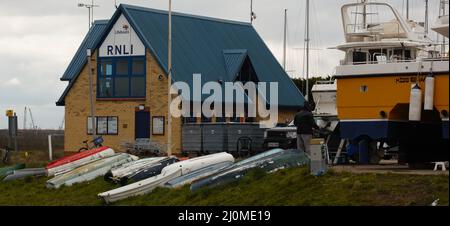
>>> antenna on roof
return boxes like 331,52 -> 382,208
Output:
250,0 -> 257,24
78,0 -> 100,30
115,0 -> 118,9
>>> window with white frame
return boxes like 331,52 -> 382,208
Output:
87,116 -> 119,135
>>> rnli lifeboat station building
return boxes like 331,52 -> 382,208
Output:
56,4 -> 305,154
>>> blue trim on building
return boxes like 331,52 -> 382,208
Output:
60,20 -> 109,81
96,56 -> 147,99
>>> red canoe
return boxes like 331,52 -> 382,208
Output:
46,146 -> 111,169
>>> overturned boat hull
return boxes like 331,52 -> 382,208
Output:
122,157 -> 179,185
47,153 -> 138,189
0,164 -> 26,178
3,168 -> 47,181
98,152 -> 235,203
165,161 -> 233,189
107,157 -> 165,180
190,149 -> 309,191
46,147 -> 115,176
99,169 -> 182,204
161,152 -> 235,175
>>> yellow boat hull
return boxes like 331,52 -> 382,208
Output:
336,72 -> 449,164
337,73 -> 449,121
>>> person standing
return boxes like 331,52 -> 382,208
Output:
294,106 -> 319,155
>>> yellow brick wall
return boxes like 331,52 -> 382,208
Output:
145,50 -> 182,154
64,50 -> 182,154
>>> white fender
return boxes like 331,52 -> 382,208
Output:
409,84 -> 422,121
424,75 -> 435,111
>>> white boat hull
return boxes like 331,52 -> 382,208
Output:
161,152 -> 234,175
110,157 -> 165,179
47,153 -> 138,189
98,152 -> 235,203
165,161 -> 233,189
99,169 -> 182,203
47,148 -> 115,177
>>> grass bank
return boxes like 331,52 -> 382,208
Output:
0,167 -> 447,206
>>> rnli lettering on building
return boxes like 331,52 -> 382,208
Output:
99,14 -> 145,57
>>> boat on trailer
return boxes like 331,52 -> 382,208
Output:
98,152 -> 234,203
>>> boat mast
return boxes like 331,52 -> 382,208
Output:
406,0 -> 410,20
441,0 -> 447,54
283,9 -> 287,70
362,0 -> 367,29
305,0 -> 310,102
425,0 -> 429,35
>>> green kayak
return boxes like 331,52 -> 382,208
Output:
0,164 -> 26,178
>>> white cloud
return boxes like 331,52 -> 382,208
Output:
3,78 -> 21,86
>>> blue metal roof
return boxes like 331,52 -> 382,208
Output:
60,20 -> 109,81
58,4 -> 305,108
223,49 -> 248,80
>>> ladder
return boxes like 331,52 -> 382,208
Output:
333,139 -> 348,165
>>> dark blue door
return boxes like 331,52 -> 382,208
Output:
135,111 -> 150,139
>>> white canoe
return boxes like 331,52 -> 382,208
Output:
109,157 -> 166,179
47,148 -> 115,177
47,153 -> 138,189
98,152 -> 234,203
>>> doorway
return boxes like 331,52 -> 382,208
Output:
135,111 -> 150,139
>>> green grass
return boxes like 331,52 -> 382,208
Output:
0,167 -> 448,206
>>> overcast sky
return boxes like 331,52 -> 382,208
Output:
0,0 -> 444,129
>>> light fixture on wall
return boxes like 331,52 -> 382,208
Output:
158,74 -> 164,81
138,105 -> 145,111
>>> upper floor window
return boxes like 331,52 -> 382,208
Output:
97,57 -> 146,99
